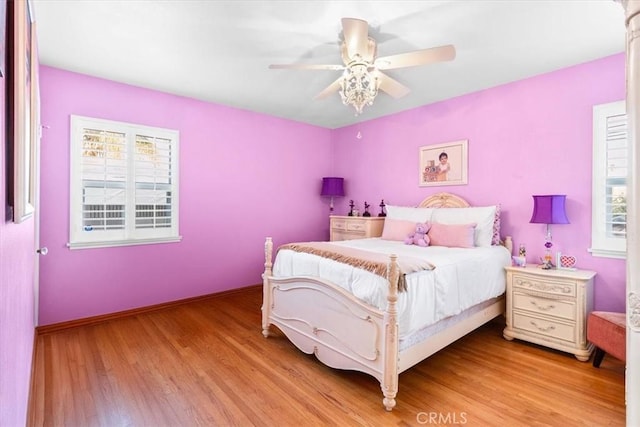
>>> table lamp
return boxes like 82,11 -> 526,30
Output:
321,177 -> 345,213
530,195 -> 569,269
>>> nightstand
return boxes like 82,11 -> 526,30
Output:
503,265 -> 596,361
330,216 -> 385,241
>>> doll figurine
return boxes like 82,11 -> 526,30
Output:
363,202 -> 371,217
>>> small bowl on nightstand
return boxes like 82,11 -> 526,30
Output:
512,256 -> 526,267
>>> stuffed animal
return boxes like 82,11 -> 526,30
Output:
404,222 -> 431,247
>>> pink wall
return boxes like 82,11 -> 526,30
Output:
331,53 -> 626,312
0,75 -> 36,424
38,66 -> 332,325
39,53 -> 626,325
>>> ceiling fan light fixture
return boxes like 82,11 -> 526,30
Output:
339,63 -> 379,116
268,18 -> 455,116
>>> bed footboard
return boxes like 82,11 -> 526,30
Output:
261,237 -> 400,411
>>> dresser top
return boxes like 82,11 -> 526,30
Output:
330,215 -> 385,220
505,265 -> 596,280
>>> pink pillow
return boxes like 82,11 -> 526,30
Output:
381,218 -> 419,241
428,223 -> 476,248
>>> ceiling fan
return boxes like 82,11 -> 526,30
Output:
269,17 -> 456,115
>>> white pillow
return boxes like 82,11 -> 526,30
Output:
430,206 -> 497,247
385,205 -> 434,223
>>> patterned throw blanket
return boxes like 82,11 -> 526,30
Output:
278,242 -> 435,292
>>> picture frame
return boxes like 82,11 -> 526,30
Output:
0,1 -> 6,77
556,252 -> 578,270
8,0 -> 37,223
419,139 -> 468,187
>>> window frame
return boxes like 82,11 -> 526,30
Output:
68,115 -> 181,249
590,100 -> 627,259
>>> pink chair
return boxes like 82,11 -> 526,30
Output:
587,311 -> 626,367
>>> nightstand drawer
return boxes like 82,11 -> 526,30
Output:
512,274 -> 576,297
346,221 -> 367,232
332,219 -> 347,230
331,231 -> 351,241
513,292 -> 575,321
513,312 -> 575,343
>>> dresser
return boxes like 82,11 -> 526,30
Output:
503,265 -> 596,361
329,216 -> 385,241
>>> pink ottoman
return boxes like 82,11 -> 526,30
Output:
587,311 -> 626,367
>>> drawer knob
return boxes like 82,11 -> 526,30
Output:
530,301 -> 555,311
530,320 -> 556,333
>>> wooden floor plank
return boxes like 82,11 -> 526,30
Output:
29,287 -> 625,426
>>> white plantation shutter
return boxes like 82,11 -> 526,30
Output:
70,116 -> 180,249
591,101 -> 627,258
81,128 -> 127,234
134,134 -> 174,231
604,113 -> 627,237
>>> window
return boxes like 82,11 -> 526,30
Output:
69,115 -> 180,249
590,101 -> 627,258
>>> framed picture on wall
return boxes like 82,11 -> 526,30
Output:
0,1 -> 6,77
419,140 -> 468,187
8,0 -> 37,223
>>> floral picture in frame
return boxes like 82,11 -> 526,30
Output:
419,139 -> 468,187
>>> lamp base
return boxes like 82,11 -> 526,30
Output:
539,262 -> 554,270
539,239 -> 555,269
540,251 -> 554,269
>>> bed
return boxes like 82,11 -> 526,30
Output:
261,192 -> 513,411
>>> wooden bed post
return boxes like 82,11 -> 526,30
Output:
503,236 -> 513,254
262,237 -> 273,338
382,254 -> 400,411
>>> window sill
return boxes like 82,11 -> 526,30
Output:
588,247 -> 626,259
67,236 -> 182,250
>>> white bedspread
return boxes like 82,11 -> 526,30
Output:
273,238 -> 511,338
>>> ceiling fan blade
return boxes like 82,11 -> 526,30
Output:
341,17 -> 369,60
313,77 -> 343,100
374,44 -> 456,70
269,64 -> 344,71
374,71 -> 410,99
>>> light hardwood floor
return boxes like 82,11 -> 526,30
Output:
29,286 -> 625,426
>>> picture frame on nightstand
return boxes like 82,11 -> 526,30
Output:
556,252 -> 578,270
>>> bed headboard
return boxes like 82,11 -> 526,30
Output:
417,192 -> 512,254
418,192 -> 470,208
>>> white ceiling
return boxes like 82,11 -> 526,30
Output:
32,0 -> 626,129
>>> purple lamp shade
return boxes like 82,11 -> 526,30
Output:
530,195 -> 570,224
321,177 -> 345,197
